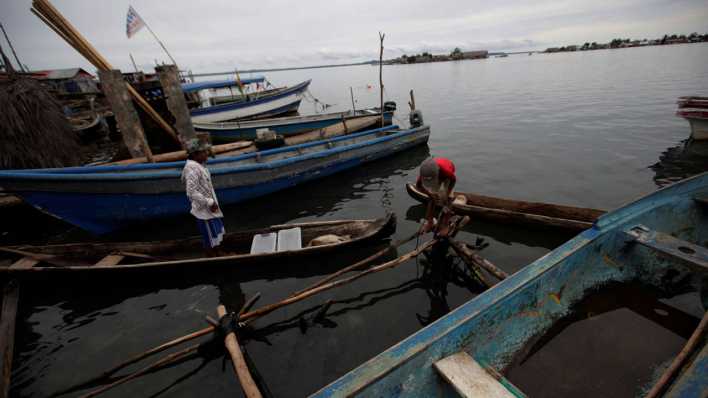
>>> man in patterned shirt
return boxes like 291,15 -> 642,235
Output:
181,138 -> 225,250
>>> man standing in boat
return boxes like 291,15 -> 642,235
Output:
182,138 -> 225,251
417,157 -> 456,237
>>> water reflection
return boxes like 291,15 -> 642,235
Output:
650,139 -> 708,187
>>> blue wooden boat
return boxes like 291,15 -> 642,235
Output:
187,79 -> 311,123
194,107 -> 394,142
0,124 -> 430,235
311,173 -> 708,397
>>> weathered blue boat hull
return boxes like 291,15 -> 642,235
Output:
1,125 -> 430,234
202,112 -> 394,142
311,173 -> 708,397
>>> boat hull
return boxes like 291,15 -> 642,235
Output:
1,126 -> 430,234
311,173 -> 708,397
196,111 -> 394,142
686,116 -> 708,140
190,80 -> 311,123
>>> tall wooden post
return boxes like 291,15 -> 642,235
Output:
156,64 -> 196,144
98,69 -> 154,162
379,32 -> 385,128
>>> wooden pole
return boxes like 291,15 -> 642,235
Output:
0,23 -> 24,73
31,0 -> 181,145
449,239 -> 509,280
0,280 -> 19,398
99,141 -> 252,166
129,53 -> 138,73
644,311 -> 708,398
156,64 -> 196,143
78,344 -> 199,398
290,230 -> 421,297
378,32 -> 385,128
79,241 -> 436,386
350,87 -> 356,112
98,69 -> 154,162
217,305 -> 263,398
408,89 -> 416,111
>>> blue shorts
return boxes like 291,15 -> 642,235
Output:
196,218 -> 225,248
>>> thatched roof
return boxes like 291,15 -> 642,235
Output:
0,76 -> 81,169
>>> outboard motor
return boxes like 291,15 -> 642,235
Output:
383,101 -> 397,113
409,110 -> 424,128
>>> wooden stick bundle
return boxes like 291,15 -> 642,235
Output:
31,0 -> 180,145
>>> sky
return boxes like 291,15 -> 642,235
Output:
1,0 -> 707,73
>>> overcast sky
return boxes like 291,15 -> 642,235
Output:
1,0 -> 706,73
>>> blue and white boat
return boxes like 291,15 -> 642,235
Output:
0,124 -> 430,234
312,173 -> 708,397
194,106 -> 395,142
184,78 -> 311,123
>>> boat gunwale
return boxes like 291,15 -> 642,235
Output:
0,214 -> 396,273
193,109 -> 392,132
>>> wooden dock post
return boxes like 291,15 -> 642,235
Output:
0,280 -> 20,398
156,64 -> 196,144
98,69 -> 154,162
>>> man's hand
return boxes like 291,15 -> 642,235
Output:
210,202 -> 219,213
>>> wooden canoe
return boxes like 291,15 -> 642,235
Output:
406,183 -> 606,232
0,214 -> 395,275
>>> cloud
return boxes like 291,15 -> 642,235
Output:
1,0 -> 706,73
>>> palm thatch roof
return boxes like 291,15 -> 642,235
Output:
0,75 -> 81,169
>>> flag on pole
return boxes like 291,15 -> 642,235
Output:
126,6 -> 146,38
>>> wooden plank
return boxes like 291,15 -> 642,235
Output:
98,69 -> 154,161
433,352 -> 518,398
94,254 -> 125,267
0,280 -> 19,398
9,257 -> 39,269
156,64 -> 196,143
624,225 -> 708,273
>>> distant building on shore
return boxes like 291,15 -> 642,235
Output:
461,50 -> 488,59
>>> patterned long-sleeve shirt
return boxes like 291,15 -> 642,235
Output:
181,159 -> 223,220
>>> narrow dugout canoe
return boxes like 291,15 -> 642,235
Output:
0,214 -> 395,275
406,183 -> 606,232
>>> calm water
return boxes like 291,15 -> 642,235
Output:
8,43 -> 708,397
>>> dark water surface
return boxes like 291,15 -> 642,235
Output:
8,44 -> 708,397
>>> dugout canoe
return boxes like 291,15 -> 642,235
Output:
313,174 -> 708,398
406,183 -> 606,232
0,214 -> 395,275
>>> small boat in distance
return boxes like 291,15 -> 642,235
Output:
406,183 -> 605,232
185,78 -> 311,123
194,104 -> 396,142
0,214 -> 395,276
677,96 -> 708,140
313,173 -> 708,397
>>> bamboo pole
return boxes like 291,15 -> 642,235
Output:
217,305 -> 263,398
290,230 -> 421,297
31,0 -> 180,145
378,32 -> 385,128
82,240 -> 436,382
78,344 -> 200,398
644,311 -> 708,398
449,239 -> 509,280
99,141 -> 253,166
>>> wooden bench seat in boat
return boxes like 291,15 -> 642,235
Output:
433,351 -> 525,398
623,224 -> 708,273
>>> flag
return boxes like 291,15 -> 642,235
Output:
126,6 -> 145,38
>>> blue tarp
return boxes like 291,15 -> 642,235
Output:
181,76 -> 266,93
